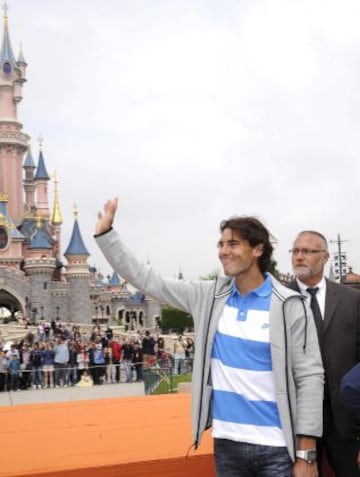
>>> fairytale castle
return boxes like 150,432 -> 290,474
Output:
0,4 -> 161,328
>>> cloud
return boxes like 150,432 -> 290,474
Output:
6,0 -> 360,280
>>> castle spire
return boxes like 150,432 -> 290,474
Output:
0,1 -> 29,224
51,172 -> 63,226
0,1 -> 16,70
34,137 -> 50,219
64,205 -> 89,257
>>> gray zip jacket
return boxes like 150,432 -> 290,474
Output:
96,229 -> 324,461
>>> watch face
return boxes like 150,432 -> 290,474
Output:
0,226 -> 8,250
306,450 -> 317,463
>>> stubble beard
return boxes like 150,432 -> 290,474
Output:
293,265 -> 312,281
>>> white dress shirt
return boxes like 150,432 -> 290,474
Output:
296,277 -> 327,319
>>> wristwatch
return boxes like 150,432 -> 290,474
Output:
296,450 -> 317,464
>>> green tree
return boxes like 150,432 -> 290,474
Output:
268,259 -> 280,276
199,270 -> 220,280
160,306 -> 193,333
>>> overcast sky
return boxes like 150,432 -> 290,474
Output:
7,0 -> 360,280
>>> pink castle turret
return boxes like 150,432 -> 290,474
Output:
0,2 -> 29,225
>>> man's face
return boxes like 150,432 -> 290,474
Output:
218,228 -> 263,278
291,232 -> 329,284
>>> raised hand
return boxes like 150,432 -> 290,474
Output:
95,197 -> 118,235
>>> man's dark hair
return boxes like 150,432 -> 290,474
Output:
220,216 -> 274,273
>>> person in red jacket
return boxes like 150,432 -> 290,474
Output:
109,337 -> 122,383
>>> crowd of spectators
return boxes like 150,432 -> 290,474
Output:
0,320 -> 195,392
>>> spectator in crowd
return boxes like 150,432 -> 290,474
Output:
142,330 -> 156,367
185,337 -> 195,372
109,337 -> 122,383
24,330 -> 35,348
122,338 -> 134,383
6,343 -> 20,361
53,337 -> 69,387
76,345 -> 89,382
19,344 -> 31,390
90,325 -> 100,342
0,349 -> 8,391
104,346 -> 115,383
77,369 -> 93,387
44,322 -> 51,342
89,342 -> 105,385
105,325 -> 113,342
42,342 -> 55,388
30,342 -> 43,389
38,322 -> 45,342
132,342 -> 143,382
68,342 -> 79,386
8,354 -> 20,391
156,336 -> 166,368
173,335 -> 186,375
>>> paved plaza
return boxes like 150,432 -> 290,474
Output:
0,381 -> 144,406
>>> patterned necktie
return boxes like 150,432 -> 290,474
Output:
306,287 -> 323,339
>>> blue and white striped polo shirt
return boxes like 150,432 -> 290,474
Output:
211,274 -> 286,446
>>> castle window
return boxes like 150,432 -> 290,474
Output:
0,226 -> 8,250
2,62 -> 11,75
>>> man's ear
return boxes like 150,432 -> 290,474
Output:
253,243 -> 264,257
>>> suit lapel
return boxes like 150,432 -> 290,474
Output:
323,278 -> 341,334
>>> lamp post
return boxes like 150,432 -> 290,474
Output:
40,306 -> 44,320
56,306 -> 60,321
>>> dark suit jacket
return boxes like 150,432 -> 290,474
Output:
289,278 -> 360,440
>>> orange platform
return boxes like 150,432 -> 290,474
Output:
0,393 -> 215,477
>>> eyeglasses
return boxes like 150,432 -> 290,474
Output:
289,248 -> 327,256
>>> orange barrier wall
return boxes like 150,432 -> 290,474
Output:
0,392 -> 336,477
0,393 -> 215,477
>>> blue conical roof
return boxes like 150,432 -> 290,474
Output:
109,272 -> 121,286
64,219 -> 89,256
23,149 -> 35,168
29,227 -> 52,249
0,199 -> 24,239
17,47 -> 26,65
34,151 -> 50,180
0,12 -> 17,70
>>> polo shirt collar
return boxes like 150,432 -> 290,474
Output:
231,273 -> 272,298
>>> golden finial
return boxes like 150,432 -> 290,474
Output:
51,170 -> 63,225
0,193 -> 9,202
35,211 -> 42,228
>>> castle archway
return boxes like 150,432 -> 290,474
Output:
0,288 -> 23,321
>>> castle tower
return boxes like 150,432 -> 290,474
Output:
0,192 -> 25,268
23,214 -> 56,322
0,2 -> 29,225
34,138 -> 50,219
64,207 -> 92,323
51,172 -> 63,282
23,147 -> 36,211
